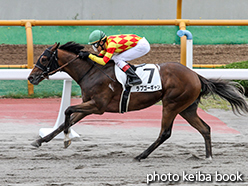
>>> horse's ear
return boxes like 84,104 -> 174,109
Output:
55,42 -> 60,49
51,42 -> 60,51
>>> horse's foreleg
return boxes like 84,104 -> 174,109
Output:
63,99 -> 103,148
63,112 -> 87,148
134,107 -> 176,161
31,112 -> 86,148
134,121 -> 173,161
63,113 -> 72,148
31,122 -> 65,147
180,102 -> 212,159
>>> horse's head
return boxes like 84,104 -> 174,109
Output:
28,42 -> 60,85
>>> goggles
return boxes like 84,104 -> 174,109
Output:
92,42 -> 100,52
93,42 -> 99,48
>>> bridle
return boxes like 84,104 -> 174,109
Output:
35,47 -> 60,78
36,46 -> 116,83
35,47 -> 79,79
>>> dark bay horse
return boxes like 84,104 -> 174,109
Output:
28,42 -> 248,161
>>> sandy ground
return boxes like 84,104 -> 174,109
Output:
0,102 -> 247,186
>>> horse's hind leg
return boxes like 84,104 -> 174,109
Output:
179,100 -> 212,159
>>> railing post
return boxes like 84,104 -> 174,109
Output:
39,79 -> 80,139
179,21 -> 187,66
177,0 -> 182,19
25,21 -> 34,95
177,30 -> 193,69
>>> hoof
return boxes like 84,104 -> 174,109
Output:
64,140 -> 71,148
31,140 -> 41,148
133,158 -> 141,162
133,156 -> 142,162
206,156 -> 213,161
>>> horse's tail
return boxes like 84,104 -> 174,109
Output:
198,74 -> 248,115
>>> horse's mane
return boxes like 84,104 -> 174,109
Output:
59,41 -> 85,54
58,41 -> 115,66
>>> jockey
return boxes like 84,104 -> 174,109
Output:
78,30 -> 150,86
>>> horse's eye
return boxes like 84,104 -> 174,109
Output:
41,58 -> 47,62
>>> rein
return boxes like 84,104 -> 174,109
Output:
77,62 -> 94,84
38,47 -> 116,83
88,59 -> 116,83
48,56 -> 79,75
47,54 -> 116,83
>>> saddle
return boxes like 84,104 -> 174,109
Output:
115,63 -> 162,113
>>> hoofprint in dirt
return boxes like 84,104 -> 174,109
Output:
0,108 -> 247,185
1,44 -> 248,66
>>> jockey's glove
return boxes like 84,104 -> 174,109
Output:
78,51 -> 90,59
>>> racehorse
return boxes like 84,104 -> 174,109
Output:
28,42 -> 248,161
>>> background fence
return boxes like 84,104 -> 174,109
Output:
1,0 -> 248,95
1,0 -> 248,20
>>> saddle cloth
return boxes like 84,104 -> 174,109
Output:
115,64 -> 162,92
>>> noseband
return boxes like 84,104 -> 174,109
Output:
35,47 -> 60,78
35,47 -> 79,78
35,46 -> 115,84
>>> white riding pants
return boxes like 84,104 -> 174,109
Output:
112,37 -> 150,69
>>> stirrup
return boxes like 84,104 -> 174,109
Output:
127,77 -> 142,86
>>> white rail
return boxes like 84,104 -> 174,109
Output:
0,69 -> 79,139
0,69 -> 71,80
1,68 -> 248,81
194,69 -> 248,80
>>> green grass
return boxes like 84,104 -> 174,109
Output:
156,95 -> 232,111
154,96 -> 233,111
198,95 -> 232,111
199,60 -> 248,111
217,60 -> 248,69
216,60 -> 248,97
0,80 -> 81,98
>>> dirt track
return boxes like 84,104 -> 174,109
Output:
1,44 -> 248,65
0,99 -> 247,186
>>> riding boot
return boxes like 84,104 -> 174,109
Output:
123,65 -> 142,86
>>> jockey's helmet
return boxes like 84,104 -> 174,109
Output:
88,30 -> 107,45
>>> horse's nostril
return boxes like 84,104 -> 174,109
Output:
28,76 -> 33,82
